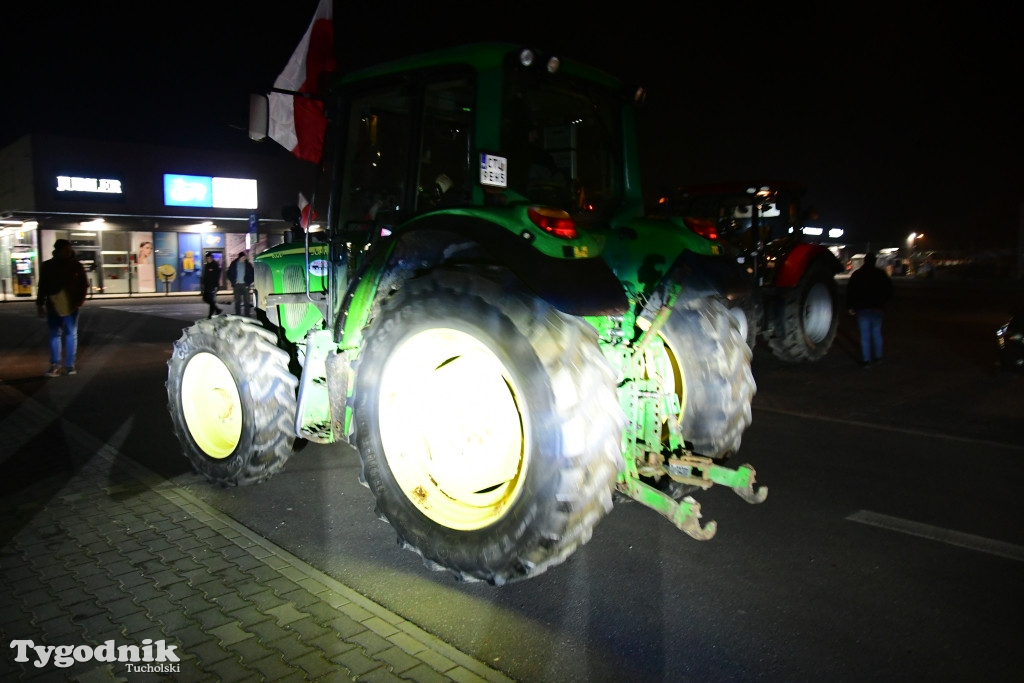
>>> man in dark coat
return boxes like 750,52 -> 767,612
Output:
226,251 -> 254,316
35,239 -> 89,377
847,251 -> 893,367
201,253 -> 223,319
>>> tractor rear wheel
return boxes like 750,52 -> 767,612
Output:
640,295 -> 755,460
352,269 -> 623,585
767,258 -> 839,362
166,316 -> 298,486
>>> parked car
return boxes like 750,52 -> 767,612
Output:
996,304 -> 1024,372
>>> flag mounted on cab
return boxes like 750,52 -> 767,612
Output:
267,0 -> 335,164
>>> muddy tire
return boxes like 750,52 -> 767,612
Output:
352,269 -> 623,585
640,295 -> 755,459
767,258 -> 839,363
166,316 -> 298,486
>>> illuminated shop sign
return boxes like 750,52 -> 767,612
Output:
55,175 -> 123,194
163,174 -> 258,209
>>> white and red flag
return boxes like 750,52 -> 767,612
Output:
268,0 -> 335,163
298,192 -> 317,229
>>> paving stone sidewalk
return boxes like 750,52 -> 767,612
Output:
0,403 -> 513,683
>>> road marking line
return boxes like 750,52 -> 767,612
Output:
847,510 -> 1024,562
755,406 -> 1024,451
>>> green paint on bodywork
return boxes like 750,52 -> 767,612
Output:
598,216 -> 720,299
254,242 -> 331,343
408,205 -> 607,259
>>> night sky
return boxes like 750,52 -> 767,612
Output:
3,2 -> 1020,252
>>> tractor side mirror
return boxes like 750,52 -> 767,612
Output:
249,94 -> 269,142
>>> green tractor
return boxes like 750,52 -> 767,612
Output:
166,42 -> 766,585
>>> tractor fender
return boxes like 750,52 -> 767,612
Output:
664,249 -> 755,304
375,214 -> 628,317
773,243 -> 841,288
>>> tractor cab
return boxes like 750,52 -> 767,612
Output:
295,45 -> 638,255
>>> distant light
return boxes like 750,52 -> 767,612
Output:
802,226 -> 823,236
828,228 -> 844,238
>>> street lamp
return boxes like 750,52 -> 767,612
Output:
907,232 -> 924,249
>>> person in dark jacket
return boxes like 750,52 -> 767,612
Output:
847,251 -> 893,367
226,251 -> 254,316
35,239 -> 89,377
201,253 -> 223,319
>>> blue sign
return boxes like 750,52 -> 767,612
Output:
164,174 -> 214,207
203,232 -> 225,248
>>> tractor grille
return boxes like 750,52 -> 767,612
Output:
254,262 -> 273,309
281,264 -> 309,330
254,261 -> 316,329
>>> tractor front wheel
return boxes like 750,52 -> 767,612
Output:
166,316 -> 298,486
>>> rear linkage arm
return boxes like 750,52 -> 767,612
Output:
618,280 -> 767,539
617,458 -> 767,540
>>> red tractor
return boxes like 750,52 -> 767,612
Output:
660,181 -> 842,362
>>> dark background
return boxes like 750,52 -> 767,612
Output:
2,1 -> 1020,251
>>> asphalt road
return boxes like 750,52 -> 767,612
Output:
2,278 -> 1022,682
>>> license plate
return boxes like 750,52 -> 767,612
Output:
479,153 -> 508,187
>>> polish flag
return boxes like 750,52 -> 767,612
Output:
298,192 -> 316,229
268,0 -> 335,163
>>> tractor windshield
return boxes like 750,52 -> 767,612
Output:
501,67 -> 620,222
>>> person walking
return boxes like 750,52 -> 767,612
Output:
226,251 -> 254,316
35,239 -> 89,377
847,251 -> 893,367
201,253 -> 223,319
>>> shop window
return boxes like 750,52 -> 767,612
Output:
100,232 -> 130,294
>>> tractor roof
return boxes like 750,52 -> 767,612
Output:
335,42 -> 623,90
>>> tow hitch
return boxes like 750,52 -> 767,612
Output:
618,456 -> 767,540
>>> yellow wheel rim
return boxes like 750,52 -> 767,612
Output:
637,316 -> 685,424
378,328 -> 528,531
181,352 -> 242,458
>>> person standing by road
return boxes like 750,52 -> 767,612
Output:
847,251 -> 893,367
226,251 -> 254,316
35,239 -> 89,377
201,253 -> 223,319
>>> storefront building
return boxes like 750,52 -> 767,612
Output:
0,134 -> 315,299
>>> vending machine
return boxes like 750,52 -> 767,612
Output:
12,248 -> 34,297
